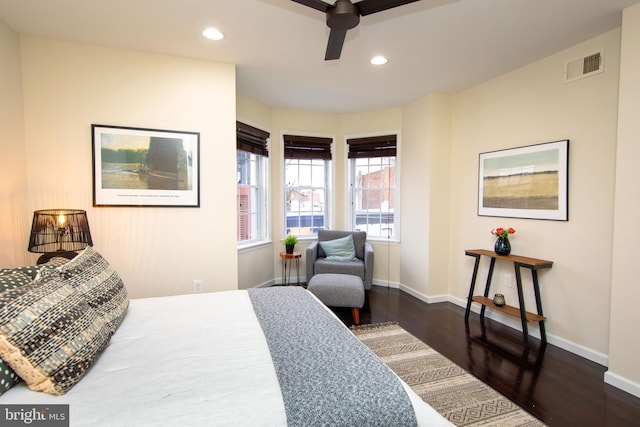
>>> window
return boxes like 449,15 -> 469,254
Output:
237,122 -> 269,244
348,135 -> 398,240
283,134 -> 332,237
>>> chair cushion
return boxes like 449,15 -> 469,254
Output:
314,258 -> 364,280
319,235 -> 357,261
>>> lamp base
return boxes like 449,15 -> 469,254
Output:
36,251 -> 78,265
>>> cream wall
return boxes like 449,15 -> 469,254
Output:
449,29 -> 622,361
607,3 -> 640,396
19,38 -> 238,298
400,94 -> 451,300
0,21 -> 29,267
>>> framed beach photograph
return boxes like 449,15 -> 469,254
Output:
92,124 -> 200,207
478,140 -> 569,221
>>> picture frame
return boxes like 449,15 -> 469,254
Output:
478,140 -> 569,221
92,124 -> 200,207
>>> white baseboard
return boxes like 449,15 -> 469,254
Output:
448,295 -> 609,366
399,284 -> 449,304
372,279 -> 400,289
255,279 -> 275,288
312,279 -> 608,366
372,281 -> 449,303
604,371 -> 640,398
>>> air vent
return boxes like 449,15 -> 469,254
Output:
564,50 -> 604,83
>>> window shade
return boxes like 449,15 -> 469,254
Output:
283,134 -> 332,160
347,134 -> 397,159
237,121 -> 269,157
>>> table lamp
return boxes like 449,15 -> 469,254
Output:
28,209 -> 93,264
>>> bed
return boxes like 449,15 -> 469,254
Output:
0,248 -> 451,426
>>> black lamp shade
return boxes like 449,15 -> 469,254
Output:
28,209 -> 93,261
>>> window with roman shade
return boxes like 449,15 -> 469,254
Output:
237,121 -> 269,244
283,134 -> 333,237
347,134 -> 398,240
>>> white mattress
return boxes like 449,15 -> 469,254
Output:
2,290 -> 451,426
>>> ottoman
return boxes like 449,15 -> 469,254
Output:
307,273 -> 365,325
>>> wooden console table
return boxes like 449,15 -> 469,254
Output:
464,249 -> 553,346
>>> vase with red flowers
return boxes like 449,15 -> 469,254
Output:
491,227 -> 515,255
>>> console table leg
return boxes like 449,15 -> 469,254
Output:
480,258 -> 496,326
514,264 -> 530,346
531,270 -> 547,343
464,254 -> 481,326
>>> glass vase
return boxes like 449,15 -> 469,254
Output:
494,236 -> 511,256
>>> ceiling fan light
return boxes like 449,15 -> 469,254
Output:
202,27 -> 224,41
370,55 -> 388,65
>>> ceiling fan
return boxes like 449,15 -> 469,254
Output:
291,0 -> 421,60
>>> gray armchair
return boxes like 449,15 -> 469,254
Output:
305,230 -> 374,289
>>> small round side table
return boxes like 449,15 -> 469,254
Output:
279,252 -> 302,286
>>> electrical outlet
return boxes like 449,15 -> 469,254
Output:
193,279 -> 203,293
503,275 -> 512,288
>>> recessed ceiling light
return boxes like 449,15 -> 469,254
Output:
202,27 -> 224,41
370,55 -> 388,65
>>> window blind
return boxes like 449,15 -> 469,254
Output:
237,121 -> 269,157
347,134 -> 397,159
283,134 -> 332,160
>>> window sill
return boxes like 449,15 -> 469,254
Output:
291,236 -> 399,246
237,240 -> 273,254
368,238 -> 400,245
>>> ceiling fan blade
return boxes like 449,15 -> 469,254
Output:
325,28 -> 347,60
290,0 -> 332,13
356,0 -> 422,16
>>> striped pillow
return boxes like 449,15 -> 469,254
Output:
0,258 -> 74,396
53,247 -> 129,334
0,272 -> 112,395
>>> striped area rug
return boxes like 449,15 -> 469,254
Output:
351,323 -> 545,427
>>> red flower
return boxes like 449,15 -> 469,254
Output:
491,227 -> 516,238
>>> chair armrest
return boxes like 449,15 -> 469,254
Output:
305,241 -> 319,283
363,242 -> 374,289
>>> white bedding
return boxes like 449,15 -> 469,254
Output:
2,290 -> 451,426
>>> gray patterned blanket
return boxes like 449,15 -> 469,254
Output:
248,287 -> 417,427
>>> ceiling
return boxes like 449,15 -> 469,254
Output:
0,0 -> 638,113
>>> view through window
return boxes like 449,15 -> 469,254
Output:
283,134 -> 332,236
348,135 -> 398,240
237,122 -> 269,244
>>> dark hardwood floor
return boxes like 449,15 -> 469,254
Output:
331,286 -> 640,427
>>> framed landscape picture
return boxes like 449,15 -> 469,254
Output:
92,124 -> 200,207
478,140 -> 569,221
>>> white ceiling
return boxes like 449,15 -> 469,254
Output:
0,0 -> 638,113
